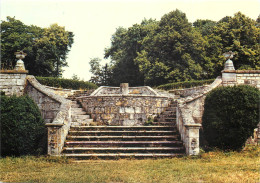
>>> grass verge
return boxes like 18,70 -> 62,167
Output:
0,145 -> 259,183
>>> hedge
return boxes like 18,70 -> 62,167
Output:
36,77 -> 98,90
202,85 -> 260,151
157,79 -> 215,90
1,95 -> 45,156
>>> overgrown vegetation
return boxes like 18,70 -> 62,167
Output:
157,79 -> 215,90
202,85 -> 260,151
36,77 -> 98,90
90,10 -> 259,86
0,95 -> 45,156
0,145 -> 259,182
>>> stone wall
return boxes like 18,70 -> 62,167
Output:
0,70 -> 28,96
176,77 -> 223,155
25,82 -> 61,123
235,70 -> 260,88
79,95 -> 169,126
25,75 -> 72,155
222,70 -> 260,88
168,85 -> 209,98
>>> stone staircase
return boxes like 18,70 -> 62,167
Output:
62,100 -> 185,159
70,100 -> 93,126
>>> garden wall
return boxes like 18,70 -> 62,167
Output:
0,70 -> 28,96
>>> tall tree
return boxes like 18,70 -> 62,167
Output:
205,12 -> 260,73
104,19 -> 158,86
1,17 -> 74,77
135,9 -> 209,85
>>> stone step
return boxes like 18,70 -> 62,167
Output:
63,147 -> 182,151
155,117 -> 176,122
70,126 -> 176,131
66,135 -> 179,141
72,114 -> 90,120
62,153 -> 184,159
69,130 -> 177,136
163,110 -> 176,114
158,114 -> 176,118
151,122 -> 175,126
65,140 -> 183,147
71,120 -> 93,126
72,110 -> 87,115
63,147 -> 184,154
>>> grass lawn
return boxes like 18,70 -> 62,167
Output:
0,145 -> 259,183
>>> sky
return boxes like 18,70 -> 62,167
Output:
1,0 -> 259,81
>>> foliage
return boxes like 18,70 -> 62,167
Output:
89,58 -> 113,86
202,85 -> 260,151
0,95 -> 45,156
90,10 -> 259,87
157,79 -> 215,90
36,77 -> 98,90
204,12 -> 260,76
1,17 -> 74,77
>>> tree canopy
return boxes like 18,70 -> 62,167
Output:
1,17 -> 74,77
90,10 -> 260,86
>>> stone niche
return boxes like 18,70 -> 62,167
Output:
78,84 -> 170,126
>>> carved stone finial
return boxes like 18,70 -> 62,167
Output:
223,51 -> 235,60
223,51 -> 235,71
14,51 -> 27,70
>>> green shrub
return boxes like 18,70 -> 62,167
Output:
157,79 -> 215,90
202,85 -> 260,151
36,77 -> 98,90
1,95 -> 45,156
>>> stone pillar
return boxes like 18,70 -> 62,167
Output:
46,123 -> 63,155
184,123 -> 201,155
120,83 -> 129,95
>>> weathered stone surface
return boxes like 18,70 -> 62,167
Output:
0,72 -> 27,96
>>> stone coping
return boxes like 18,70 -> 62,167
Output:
91,86 -> 159,96
184,123 -> 202,127
77,95 -> 168,99
221,70 -> 260,73
0,69 -> 29,74
26,75 -> 71,125
178,76 -> 222,104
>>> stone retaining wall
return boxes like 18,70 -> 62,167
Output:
0,70 -> 28,96
79,95 -> 169,126
222,70 -> 260,88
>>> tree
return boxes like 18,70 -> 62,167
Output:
104,20 -> 158,86
89,58 -> 113,86
205,12 -> 260,73
90,11 -> 259,86
1,17 -> 74,77
135,10 -> 209,85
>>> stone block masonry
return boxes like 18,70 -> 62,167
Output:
79,95 -> 169,126
25,81 -> 61,123
0,70 -> 28,96
222,70 -> 260,89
